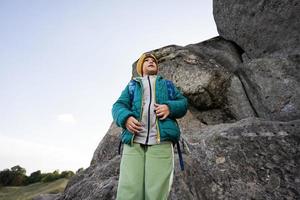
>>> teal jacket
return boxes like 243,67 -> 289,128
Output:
112,75 -> 188,146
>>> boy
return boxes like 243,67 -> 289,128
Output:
112,53 -> 188,200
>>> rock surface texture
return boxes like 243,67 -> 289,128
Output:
213,0 -> 300,59
50,1 -> 299,200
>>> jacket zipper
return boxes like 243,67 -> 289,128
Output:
154,77 -> 161,144
145,75 -> 152,145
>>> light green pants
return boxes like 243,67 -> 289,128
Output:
116,141 -> 174,200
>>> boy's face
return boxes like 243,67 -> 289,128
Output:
142,57 -> 158,76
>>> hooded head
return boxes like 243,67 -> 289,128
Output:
136,53 -> 158,77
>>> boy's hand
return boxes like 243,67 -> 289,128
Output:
154,103 -> 170,120
125,116 -> 143,134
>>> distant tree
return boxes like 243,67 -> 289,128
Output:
10,165 -> 27,186
60,170 -> 75,178
11,165 -> 26,175
0,166 -> 27,186
26,170 -> 42,185
0,169 -> 14,186
41,169 -> 61,182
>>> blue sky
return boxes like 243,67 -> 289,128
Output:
0,0 -> 218,175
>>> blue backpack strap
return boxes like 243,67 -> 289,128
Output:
177,141 -> 184,170
118,140 -> 122,155
128,79 -> 136,102
165,79 -> 176,100
171,140 -> 184,171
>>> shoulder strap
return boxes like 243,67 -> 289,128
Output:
177,141 -> 184,171
118,140 -> 122,155
128,80 -> 136,102
171,141 -> 184,171
165,79 -> 176,100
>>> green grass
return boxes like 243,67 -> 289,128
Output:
0,178 -> 69,200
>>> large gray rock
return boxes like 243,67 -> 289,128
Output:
213,0 -> 300,59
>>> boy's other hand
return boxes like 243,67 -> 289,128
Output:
125,116 -> 143,134
154,103 -> 170,120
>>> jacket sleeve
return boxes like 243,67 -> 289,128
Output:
161,83 -> 188,119
111,81 -> 134,129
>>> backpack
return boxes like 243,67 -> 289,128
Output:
118,79 -> 185,171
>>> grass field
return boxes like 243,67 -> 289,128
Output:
0,178 -> 69,200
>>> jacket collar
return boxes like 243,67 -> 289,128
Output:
133,74 -> 163,82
